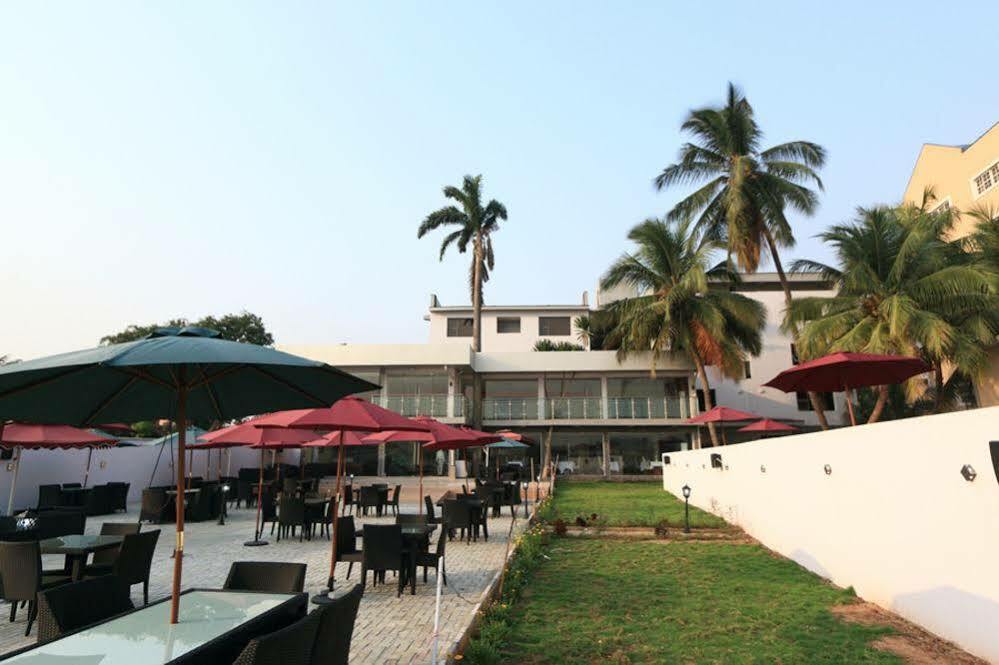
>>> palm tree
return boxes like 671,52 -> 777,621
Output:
654,83 -> 831,427
600,217 -> 766,446
785,203 -> 999,421
417,174 -> 508,353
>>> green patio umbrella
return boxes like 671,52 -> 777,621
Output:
0,326 -> 376,624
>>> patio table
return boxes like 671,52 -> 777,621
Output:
40,534 -> 123,581
1,589 -> 308,664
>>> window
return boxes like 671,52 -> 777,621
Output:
497,317 -> 521,334
446,317 -> 473,337
790,343 -> 800,365
796,391 -> 835,411
929,198 -> 951,214
539,316 -> 571,336
695,389 -> 716,412
973,161 -> 999,198
743,361 -> 752,379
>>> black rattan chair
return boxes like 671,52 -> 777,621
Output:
443,499 -> 474,544
358,486 -> 381,517
223,561 -> 307,594
83,485 -> 114,516
261,487 -> 278,535
416,532 -> 447,586
360,525 -> 404,597
139,488 -> 172,524
424,495 -> 439,524
334,517 -> 363,580
91,528 -> 160,605
37,485 -> 62,510
107,482 -> 130,513
340,484 -> 354,516
85,522 -> 142,573
387,485 -> 402,516
277,497 -> 307,542
0,541 -> 71,635
231,604 -> 321,665
36,575 -> 133,642
308,583 -> 364,665
35,509 -> 86,540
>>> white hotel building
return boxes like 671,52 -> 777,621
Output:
282,273 -> 847,479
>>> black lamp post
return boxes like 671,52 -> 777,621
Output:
681,484 -> 691,534
218,484 -> 230,526
522,481 -> 530,518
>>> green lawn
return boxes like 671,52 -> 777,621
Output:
469,539 -> 897,664
541,480 -> 727,528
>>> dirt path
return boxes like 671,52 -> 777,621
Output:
832,602 -> 986,664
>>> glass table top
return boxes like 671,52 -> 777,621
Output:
40,535 -> 123,553
5,591 -> 294,664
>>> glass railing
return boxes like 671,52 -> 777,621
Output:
545,397 -> 603,419
482,398 -> 539,420
606,396 -> 688,419
369,394 -> 449,418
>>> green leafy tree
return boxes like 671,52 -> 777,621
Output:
785,201 -> 999,421
654,83 -> 831,427
533,339 -> 585,351
600,217 -> 766,446
417,174 -> 508,353
100,311 -> 274,346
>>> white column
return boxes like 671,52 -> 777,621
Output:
537,376 -> 546,420
446,366 -> 456,419
687,371 -> 699,418
377,444 -> 386,477
601,432 -> 610,477
600,377 -> 609,420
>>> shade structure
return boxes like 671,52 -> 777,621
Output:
763,352 -> 931,425
494,429 -> 534,443
0,423 -> 118,514
0,327 -> 376,625
144,427 -> 208,448
302,430 -> 372,447
686,406 -> 760,424
737,418 -> 799,433
96,422 -> 133,433
487,437 -> 531,449
252,400 -> 429,599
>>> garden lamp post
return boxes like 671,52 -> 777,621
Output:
681,484 -> 691,534
217,484 -> 230,526
522,481 -> 529,518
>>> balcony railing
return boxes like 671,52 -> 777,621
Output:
545,397 -> 602,419
606,396 -> 688,420
369,394 -> 450,418
483,398 -> 539,420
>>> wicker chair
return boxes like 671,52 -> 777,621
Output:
0,541 -> 72,635
387,485 -> 402,517
261,487 -> 279,535
139,488 -> 172,523
308,584 -> 364,665
359,525 -> 405,597
358,487 -> 381,517
36,485 -> 63,510
416,532 -> 448,586
340,484 -> 354,516
424,496 -> 440,524
35,509 -> 86,540
36,575 -> 133,642
85,522 -> 141,573
223,561 -> 307,594
86,529 -> 160,605
277,497 -> 307,542
231,607 -> 321,665
106,482 -> 130,513
333,517 -> 364,580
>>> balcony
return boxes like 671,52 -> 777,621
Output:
481,396 -> 690,422
369,394 -> 453,419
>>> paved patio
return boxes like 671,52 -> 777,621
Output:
0,495 -> 532,663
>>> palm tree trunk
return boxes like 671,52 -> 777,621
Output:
867,385 -> 889,423
471,236 -> 484,354
690,352 -> 719,447
763,228 -> 830,430
933,363 -> 945,413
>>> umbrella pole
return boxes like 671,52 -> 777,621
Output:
845,388 -> 857,426
245,449 -> 268,547
83,447 -> 93,487
418,445 -> 424,516
5,444 -> 20,516
325,431 -> 346,594
170,381 -> 188,625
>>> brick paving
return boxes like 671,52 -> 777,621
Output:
0,495 -> 531,663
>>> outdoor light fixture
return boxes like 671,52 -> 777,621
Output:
663,455 -> 671,466
218,485 -> 230,525
710,453 -> 723,469
760,464 -> 766,473
523,481 -> 530,517
960,464 -> 977,482
824,464 -> 832,476
681,484 -> 691,533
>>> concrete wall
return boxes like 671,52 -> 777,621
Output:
428,307 -> 590,351
0,444 -> 297,512
661,407 -> 999,663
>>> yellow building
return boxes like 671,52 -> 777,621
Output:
903,121 -> 999,406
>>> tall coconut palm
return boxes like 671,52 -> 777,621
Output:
654,83 -> 831,427
600,217 -> 766,446
785,203 -> 999,421
418,174 -> 508,353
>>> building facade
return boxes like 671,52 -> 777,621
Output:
282,273 -> 846,478
902,121 -> 999,406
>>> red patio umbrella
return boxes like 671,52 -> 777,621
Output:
685,406 -> 760,445
762,352 -> 931,426
737,418 -> 799,434
193,422 -> 317,545
494,429 -> 534,444
0,423 -> 118,514
251,398 -> 429,598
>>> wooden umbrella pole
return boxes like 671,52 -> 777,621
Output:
83,447 -> 93,488
254,449 -> 265,540
327,429 -> 346,591
844,383 -> 857,426
170,379 -> 188,625
417,445 -> 424,516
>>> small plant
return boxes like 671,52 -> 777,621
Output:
553,518 -> 568,536
654,520 -> 670,538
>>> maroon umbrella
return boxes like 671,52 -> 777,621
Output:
763,352 -> 931,426
685,406 -> 760,445
251,398 -> 429,597
193,422 -> 317,545
737,418 -> 798,434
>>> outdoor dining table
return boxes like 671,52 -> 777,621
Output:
40,534 -> 123,581
1,589 -> 308,664
400,523 -> 437,595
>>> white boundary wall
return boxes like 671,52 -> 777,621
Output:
662,406 -> 999,663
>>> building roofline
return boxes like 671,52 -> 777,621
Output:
903,120 -> 999,196
429,304 -> 590,313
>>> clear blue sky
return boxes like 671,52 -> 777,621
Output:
2,1 -> 996,360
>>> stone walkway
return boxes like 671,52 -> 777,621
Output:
0,500 -> 530,663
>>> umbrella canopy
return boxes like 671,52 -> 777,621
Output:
97,423 -> 133,433
487,437 -> 531,449
192,422 -> 317,450
0,423 -> 117,449
763,352 -> 931,393
302,430 -> 375,447
0,327 -> 376,625
141,426 -> 208,448
737,418 -> 799,433
494,429 -> 534,443
251,397 -> 429,432
686,406 -> 760,424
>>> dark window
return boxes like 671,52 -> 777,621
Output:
539,316 -> 571,336
497,317 -> 521,334
446,318 -> 473,337
696,389 -> 717,412
790,344 -> 800,365
796,391 -> 834,411
743,361 -> 752,379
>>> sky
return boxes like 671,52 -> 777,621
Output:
2,1 -> 997,361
